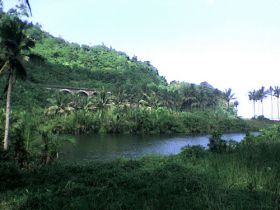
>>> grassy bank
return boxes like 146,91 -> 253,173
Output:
1,126 -> 280,209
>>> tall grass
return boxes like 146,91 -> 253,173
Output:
0,126 -> 280,209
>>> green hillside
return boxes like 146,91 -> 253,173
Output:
27,25 -> 167,93
1,24 -> 228,113
0,16 -> 265,139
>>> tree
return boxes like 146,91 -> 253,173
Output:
233,100 -> 239,115
0,14 -> 37,151
268,86 -> 274,119
274,86 -> 280,119
256,86 -> 267,116
223,88 -> 236,111
21,0 -> 31,14
248,90 -> 257,118
0,0 -> 31,14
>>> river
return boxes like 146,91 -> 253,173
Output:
61,132 -> 259,163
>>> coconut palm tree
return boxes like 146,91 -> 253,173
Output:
248,90 -> 257,118
0,0 -> 31,14
268,86 -> 274,119
234,100 -> 239,115
256,86 -> 267,117
21,0 -> 31,13
0,15 -> 38,151
223,88 -> 236,111
274,86 -> 280,119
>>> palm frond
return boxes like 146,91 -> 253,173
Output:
11,58 -> 26,80
28,53 -> 45,64
23,0 -> 32,16
0,60 -> 9,75
20,38 -> 35,50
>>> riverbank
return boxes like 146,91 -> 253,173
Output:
1,126 -> 280,209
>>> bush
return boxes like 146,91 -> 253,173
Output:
0,162 -> 23,191
180,145 -> 207,160
208,131 -> 239,153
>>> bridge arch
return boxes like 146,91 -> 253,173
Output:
59,89 -> 74,95
77,90 -> 90,96
91,91 -> 98,96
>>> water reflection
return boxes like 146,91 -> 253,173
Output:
62,132 -> 259,162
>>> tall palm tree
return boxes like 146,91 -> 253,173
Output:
223,88 -> 236,111
248,90 -> 257,118
234,100 -> 239,115
21,0 -> 31,13
274,86 -> 280,119
256,86 -> 267,116
268,86 -> 274,119
0,15 -> 37,151
0,0 -> 31,14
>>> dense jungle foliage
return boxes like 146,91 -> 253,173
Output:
1,23 -> 227,111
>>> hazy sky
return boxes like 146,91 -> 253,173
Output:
4,0 -> 280,118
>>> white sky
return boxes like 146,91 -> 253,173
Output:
4,0 -> 280,118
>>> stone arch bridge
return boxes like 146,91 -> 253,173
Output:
45,85 -> 98,97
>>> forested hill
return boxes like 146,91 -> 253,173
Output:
0,14 -> 259,137
1,23 -> 228,112
27,25 -> 167,91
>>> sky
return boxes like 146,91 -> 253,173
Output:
4,0 -> 280,118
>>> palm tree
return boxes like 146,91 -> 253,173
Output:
0,15 -> 37,151
0,0 -> 31,14
274,86 -> 280,119
21,0 -> 31,14
256,86 -> 267,116
248,90 -> 257,118
268,86 -> 274,119
223,88 -> 236,111
234,100 -> 239,115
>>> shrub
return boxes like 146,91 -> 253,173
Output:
180,145 -> 206,160
0,162 -> 23,191
208,131 -> 239,153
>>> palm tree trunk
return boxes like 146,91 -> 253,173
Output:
253,101 -> 256,118
261,100 -> 264,116
3,74 -> 12,151
271,95 -> 273,119
257,101 -> 260,117
277,97 -> 279,120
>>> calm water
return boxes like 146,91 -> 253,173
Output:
61,132 -> 258,162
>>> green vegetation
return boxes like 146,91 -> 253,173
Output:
0,13 -> 268,142
0,12 -> 42,151
1,125 -> 280,209
1,5 -> 279,209
248,86 -> 280,119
